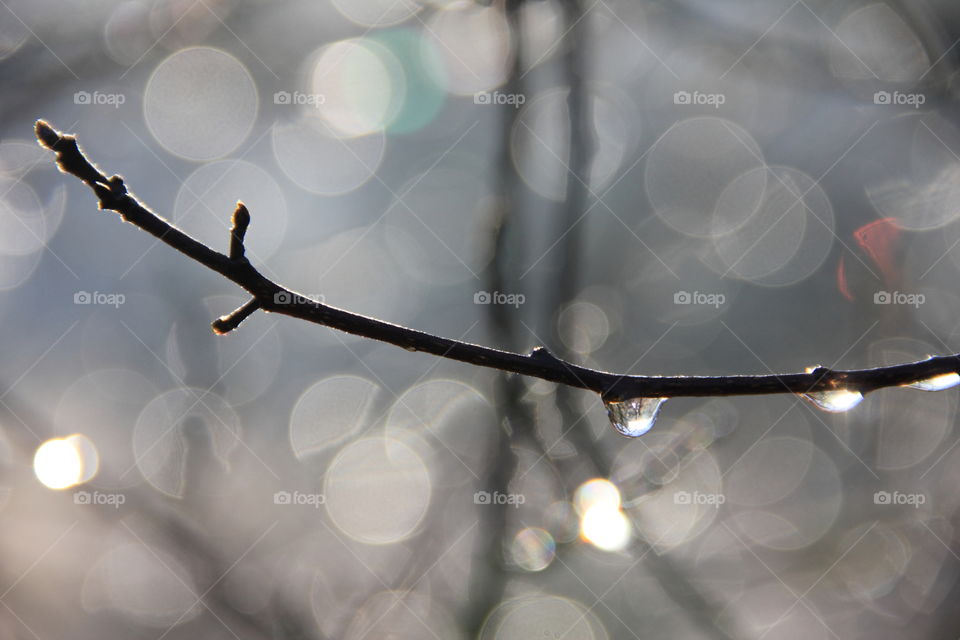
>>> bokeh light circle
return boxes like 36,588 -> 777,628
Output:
272,120 -> 385,195
509,527 -> 556,571
55,369 -> 158,490
104,1 -> 154,66
174,160 -> 287,261
0,176 -> 45,257
290,375 -> 380,458
646,117 -> 766,237
310,38 -> 406,137
34,434 -> 99,489
144,47 -> 257,161
712,166 -> 810,281
829,3 -> 928,82
426,3 -> 510,95
0,12 -> 28,60
330,0 -> 420,28
485,595 -> 604,640
324,437 -> 431,545
133,387 -> 241,497
82,544 -> 200,627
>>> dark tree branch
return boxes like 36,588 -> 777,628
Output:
212,298 -> 261,335
35,120 -> 960,402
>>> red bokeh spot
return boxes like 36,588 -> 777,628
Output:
854,217 -> 901,284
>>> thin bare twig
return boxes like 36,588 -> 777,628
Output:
228,201 -> 250,260
35,120 -> 960,402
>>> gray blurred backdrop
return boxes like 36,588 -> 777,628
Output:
2,0 -> 960,638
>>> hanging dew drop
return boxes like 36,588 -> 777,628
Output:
604,397 -> 666,437
906,372 -> 960,391
801,388 -> 863,413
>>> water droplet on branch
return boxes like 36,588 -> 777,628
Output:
603,397 -> 667,437
802,388 -> 863,413
906,372 -> 960,391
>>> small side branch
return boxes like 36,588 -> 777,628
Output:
212,299 -> 261,335
229,202 -> 250,260
35,120 -> 960,401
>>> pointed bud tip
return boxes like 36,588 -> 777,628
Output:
35,120 -> 59,148
211,318 -> 231,335
232,202 -> 250,224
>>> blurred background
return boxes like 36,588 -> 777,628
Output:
2,0 -> 960,637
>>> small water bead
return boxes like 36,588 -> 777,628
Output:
906,372 -> 960,391
603,397 -> 667,437
802,388 -> 864,413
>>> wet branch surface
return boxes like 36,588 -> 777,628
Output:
35,120 -> 960,402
